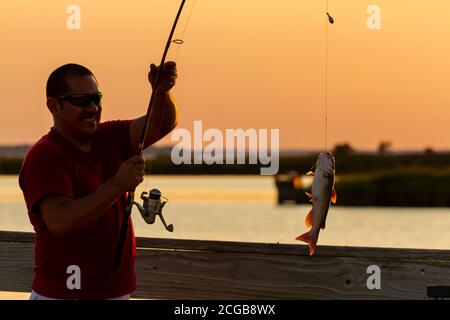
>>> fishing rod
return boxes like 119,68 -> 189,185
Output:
114,0 -> 186,271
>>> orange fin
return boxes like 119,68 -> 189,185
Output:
305,209 -> 314,228
331,189 -> 337,204
305,192 -> 313,202
296,231 -> 318,256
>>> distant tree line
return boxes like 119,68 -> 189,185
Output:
0,143 -> 448,175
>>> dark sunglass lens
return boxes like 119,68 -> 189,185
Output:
60,93 -> 102,107
69,95 -> 91,107
91,94 -> 102,106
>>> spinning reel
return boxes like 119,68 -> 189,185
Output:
132,188 -> 173,232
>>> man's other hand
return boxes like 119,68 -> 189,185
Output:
112,156 -> 145,191
148,61 -> 177,92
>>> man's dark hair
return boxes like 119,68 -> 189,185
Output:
46,63 -> 96,98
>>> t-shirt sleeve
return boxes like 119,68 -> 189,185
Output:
98,120 -> 133,159
19,147 -> 74,214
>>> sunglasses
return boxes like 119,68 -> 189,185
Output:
56,92 -> 103,107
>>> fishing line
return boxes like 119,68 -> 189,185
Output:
140,0 -> 198,235
324,1 -> 334,152
139,0 -> 197,243
152,0 -> 198,152
173,0 -> 198,61
325,0 -> 329,152
143,0 -> 198,191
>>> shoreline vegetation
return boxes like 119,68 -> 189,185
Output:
1,144 -> 449,207
2,150 -> 449,175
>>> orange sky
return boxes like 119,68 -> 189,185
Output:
1,0 -> 449,150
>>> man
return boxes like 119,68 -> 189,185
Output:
19,62 -> 178,299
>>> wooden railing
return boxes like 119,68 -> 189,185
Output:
1,231 -> 449,299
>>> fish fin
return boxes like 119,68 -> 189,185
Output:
305,209 -> 314,228
331,190 -> 337,204
305,192 -> 313,202
321,221 -> 326,230
296,231 -> 318,256
306,163 -> 316,176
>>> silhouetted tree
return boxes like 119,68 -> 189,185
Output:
333,143 -> 355,157
378,141 -> 392,154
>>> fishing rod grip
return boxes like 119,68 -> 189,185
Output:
114,190 -> 135,271
115,141 -> 143,270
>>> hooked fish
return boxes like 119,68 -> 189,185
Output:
296,152 -> 336,256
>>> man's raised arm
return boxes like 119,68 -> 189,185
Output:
130,61 -> 179,152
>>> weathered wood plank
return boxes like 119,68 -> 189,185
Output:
1,231 -> 449,299
135,238 -> 450,262
133,250 -> 450,299
2,231 -> 450,261
0,231 -> 34,243
0,242 -> 34,293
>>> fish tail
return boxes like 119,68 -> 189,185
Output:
296,231 -> 318,256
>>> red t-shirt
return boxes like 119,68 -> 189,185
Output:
19,120 -> 137,299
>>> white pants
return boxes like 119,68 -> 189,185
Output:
30,290 -> 130,300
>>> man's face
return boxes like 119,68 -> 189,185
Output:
50,75 -> 102,140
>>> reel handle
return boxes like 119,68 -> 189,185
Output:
158,201 -> 173,232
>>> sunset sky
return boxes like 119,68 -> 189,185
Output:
1,0 -> 449,151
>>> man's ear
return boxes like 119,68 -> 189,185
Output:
47,98 -> 62,115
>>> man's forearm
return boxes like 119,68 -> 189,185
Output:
132,91 -> 178,150
48,179 -> 124,237
150,90 -> 178,138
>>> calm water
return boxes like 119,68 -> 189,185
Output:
1,175 -> 449,250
